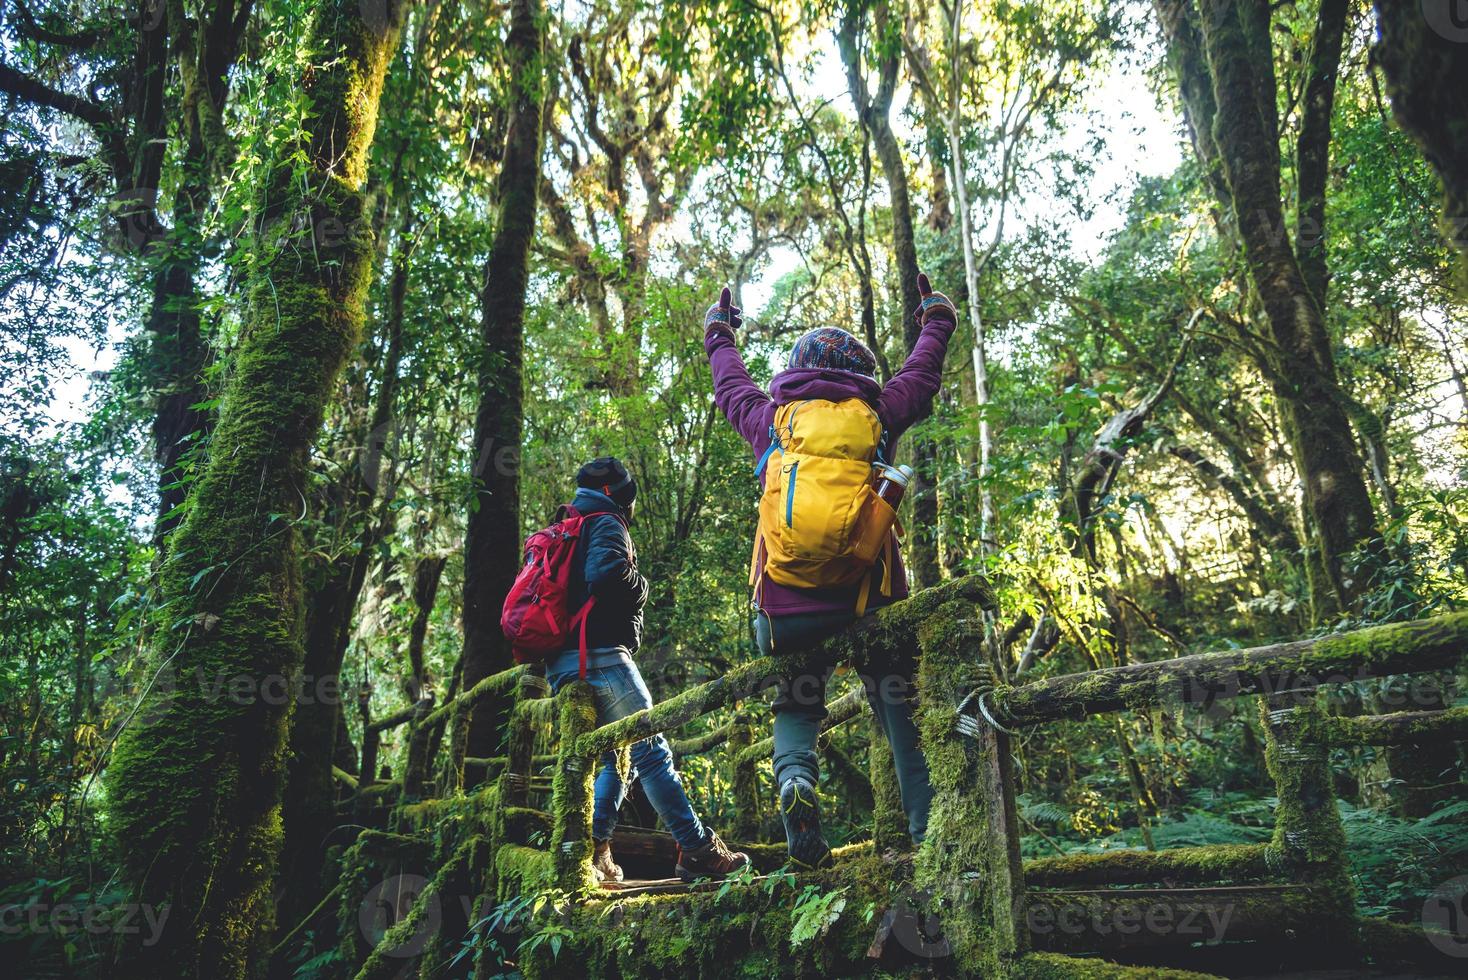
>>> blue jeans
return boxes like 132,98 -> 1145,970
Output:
757,610 -> 933,843
547,660 -> 710,850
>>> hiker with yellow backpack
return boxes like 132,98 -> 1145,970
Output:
702,275 -> 958,868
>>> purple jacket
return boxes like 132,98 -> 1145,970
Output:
705,311 -> 957,616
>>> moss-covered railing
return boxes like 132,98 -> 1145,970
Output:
330,589 -> 1468,980
976,611 -> 1468,967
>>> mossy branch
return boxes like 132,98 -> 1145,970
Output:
418,664 -> 527,730
350,838 -> 475,980
989,612 -> 1468,727
1318,705 -> 1468,746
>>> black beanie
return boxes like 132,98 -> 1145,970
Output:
576,456 -> 637,510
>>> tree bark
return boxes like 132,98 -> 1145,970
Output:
1372,0 -> 1468,267
276,222 -> 408,943
1158,0 -> 1380,618
459,0 -> 546,778
103,3 -> 407,976
149,1 -> 256,547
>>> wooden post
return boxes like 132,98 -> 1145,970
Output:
728,721 -> 761,841
504,670 -> 549,806
551,681 -> 598,893
914,607 -> 1024,976
1261,690 -> 1356,948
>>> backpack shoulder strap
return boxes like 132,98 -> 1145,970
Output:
754,400 -> 810,476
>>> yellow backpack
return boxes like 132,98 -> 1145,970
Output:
750,398 -> 901,615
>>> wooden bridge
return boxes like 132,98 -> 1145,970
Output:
323,577 -> 1468,979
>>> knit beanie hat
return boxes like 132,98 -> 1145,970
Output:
576,456 -> 637,511
787,327 -> 877,377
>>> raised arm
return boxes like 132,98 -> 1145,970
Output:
704,287 -> 775,450
879,274 -> 959,437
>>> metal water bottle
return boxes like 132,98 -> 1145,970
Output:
873,463 -> 914,509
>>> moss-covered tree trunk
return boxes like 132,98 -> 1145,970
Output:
1373,0 -> 1468,269
104,3 -> 407,976
1158,0 -> 1379,620
148,0 -> 255,547
459,0 -> 546,777
277,228 -> 408,946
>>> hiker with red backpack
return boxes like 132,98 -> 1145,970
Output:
501,457 -> 750,884
703,276 -> 958,869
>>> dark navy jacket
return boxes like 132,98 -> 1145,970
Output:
559,488 -> 647,659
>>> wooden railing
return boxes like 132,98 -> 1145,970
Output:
338,581 -> 1468,978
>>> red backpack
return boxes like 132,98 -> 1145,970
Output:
500,504 -> 622,678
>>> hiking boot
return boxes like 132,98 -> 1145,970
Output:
675,832 -> 751,882
593,838 -> 623,886
780,776 -> 832,870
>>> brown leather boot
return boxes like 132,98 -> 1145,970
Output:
593,838 -> 623,886
675,832 -> 751,882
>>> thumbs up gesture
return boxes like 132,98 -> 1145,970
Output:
704,286 -> 743,337
914,272 -> 956,328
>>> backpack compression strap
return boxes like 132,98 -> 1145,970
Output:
571,596 -> 596,681
568,508 -> 630,680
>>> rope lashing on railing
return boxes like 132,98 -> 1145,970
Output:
954,663 -> 1012,737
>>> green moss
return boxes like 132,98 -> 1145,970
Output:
1024,844 -> 1273,888
868,714 -> 907,854
910,602 -> 1024,976
576,578 -> 995,759
727,722 -> 761,840
1025,883 -> 1335,958
1016,952 -> 1221,979
504,806 -> 552,844
418,664 -> 527,731
396,798 -> 450,831
519,854 -> 901,978
551,681 -> 599,893
351,838 -> 476,980
1305,612 -> 1468,674
333,830 -> 430,972
102,5 -> 409,976
1356,915 -> 1467,972
1260,698 -> 1347,869
991,611 -> 1468,728
495,844 -> 554,903
1320,705 -> 1468,746
670,721 -> 736,757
